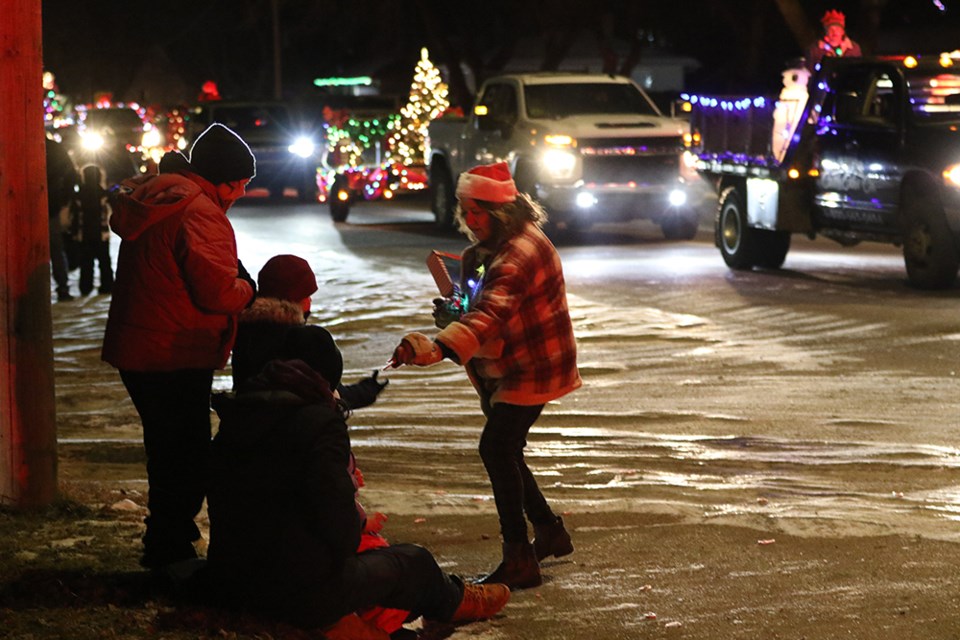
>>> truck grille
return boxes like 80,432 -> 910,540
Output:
577,136 -> 682,186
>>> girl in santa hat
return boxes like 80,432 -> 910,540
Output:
390,161 -> 581,589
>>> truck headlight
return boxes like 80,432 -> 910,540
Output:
669,189 -> 688,207
542,149 -> 577,179
142,128 -> 162,149
944,163 -> 960,188
288,136 -> 316,159
81,131 -> 105,151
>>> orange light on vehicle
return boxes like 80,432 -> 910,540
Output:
788,168 -> 800,179
337,190 -> 349,202
904,56 -> 919,69
808,168 -> 820,177
474,105 -> 489,116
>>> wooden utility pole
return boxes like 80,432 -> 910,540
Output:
0,0 -> 58,507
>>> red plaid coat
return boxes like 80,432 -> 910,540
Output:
436,221 -> 581,405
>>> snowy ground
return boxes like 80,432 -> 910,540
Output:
6,193 -> 960,639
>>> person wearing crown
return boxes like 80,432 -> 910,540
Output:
806,9 -> 862,70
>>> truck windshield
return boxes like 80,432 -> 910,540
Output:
906,71 -> 960,122
524,83 -> 661,119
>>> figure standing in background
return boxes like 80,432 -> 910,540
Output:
806,9 -> 862,70
45,136 -> 78,302
71,164 -> 114,296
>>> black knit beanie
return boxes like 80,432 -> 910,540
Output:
278,325 -> 343,390
189,123 -> 256,185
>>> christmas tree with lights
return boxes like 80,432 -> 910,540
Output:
42,71 -> 72,131
387,47 -> 449,167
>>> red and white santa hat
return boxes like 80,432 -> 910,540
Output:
456,162 -> 518,204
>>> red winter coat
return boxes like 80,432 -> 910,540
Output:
102,172 -> 253,371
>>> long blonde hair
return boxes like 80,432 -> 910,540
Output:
454,192 -> 548,244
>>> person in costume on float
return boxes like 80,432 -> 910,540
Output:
806,9 -> 862,70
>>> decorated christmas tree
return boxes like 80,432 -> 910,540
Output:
387,47 -> 449,167
42,70 -> 72,130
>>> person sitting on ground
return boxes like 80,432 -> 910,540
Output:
205,324 -> 510,637
230,253 -> 388,410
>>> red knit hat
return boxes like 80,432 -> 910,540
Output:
821,9 -> 845,27
257,255 -> 318,302
456,162 -> 518,203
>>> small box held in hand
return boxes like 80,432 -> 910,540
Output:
426,250 -> 460,297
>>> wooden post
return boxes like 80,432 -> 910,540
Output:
0,0 -> 58,507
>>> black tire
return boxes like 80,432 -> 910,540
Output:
901,183 -> 959,289
755,230 -> 791,269
329,174 -> 350,223
715,186 -> 759,270
429,162 -> 455,228
661,207 -> 699,240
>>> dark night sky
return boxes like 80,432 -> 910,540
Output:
41,0 -> 960,108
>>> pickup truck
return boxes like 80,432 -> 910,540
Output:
426,72 -> 699,238
690,53 -> 960,289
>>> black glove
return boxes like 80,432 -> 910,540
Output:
237,259 -> 257,306
338,370 -> 389,410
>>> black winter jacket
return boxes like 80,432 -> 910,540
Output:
206,373 -> 361,624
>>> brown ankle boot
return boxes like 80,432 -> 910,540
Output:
533,516 -> 574,561
479,541 -> 542,589
451,583 -> 511,622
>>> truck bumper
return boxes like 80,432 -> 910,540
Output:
536,182 -> 692,225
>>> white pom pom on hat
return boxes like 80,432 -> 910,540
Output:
456,162 -> 518,204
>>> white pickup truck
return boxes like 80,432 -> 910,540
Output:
426,72 -> 698,238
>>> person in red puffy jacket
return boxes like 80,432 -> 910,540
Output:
102,123 -> 257,572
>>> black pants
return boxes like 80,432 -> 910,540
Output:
478,401 -> 556,543
77,240 -> 113,295
120,368 -> 214,563
267,543 -> 464,629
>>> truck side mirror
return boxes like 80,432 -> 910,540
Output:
475,104 -> 499,133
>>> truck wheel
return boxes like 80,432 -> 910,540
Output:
329,174 -> 350,222
430,163 -> 455,228
755,230 -> 791,269
901,184 -> 959,289
716,186 -> 758,270
661,207 -> 699,240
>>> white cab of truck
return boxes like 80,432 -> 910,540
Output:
426,72 -> 698,238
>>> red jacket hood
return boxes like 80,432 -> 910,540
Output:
109,172 -> 219,241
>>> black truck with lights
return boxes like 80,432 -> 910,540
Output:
690,53 -> 960,289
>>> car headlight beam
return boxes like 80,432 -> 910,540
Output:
289,136 -> 316,159
944,163 -> 960,188
81,131 -> 105,151
541,149 -> 577,180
